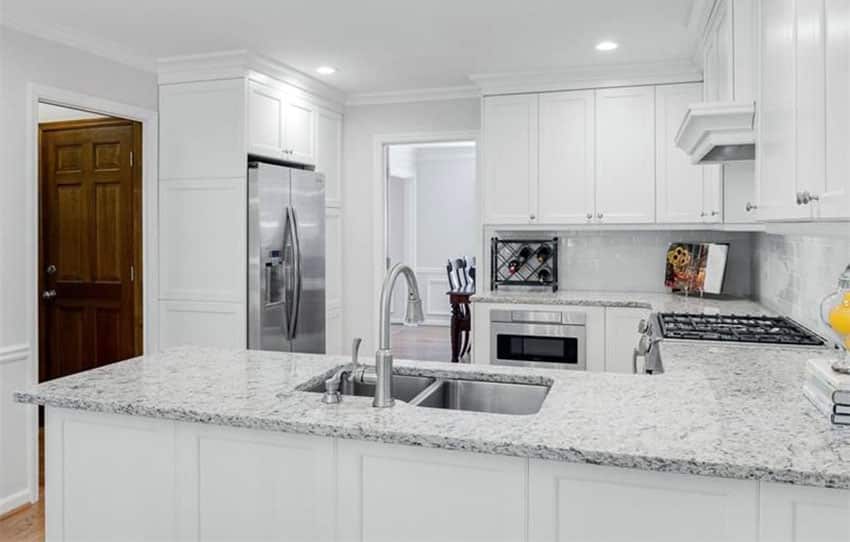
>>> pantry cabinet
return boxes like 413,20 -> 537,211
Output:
248,80 -> 317,166
538,90 -> 596,224
595,86 -> 656,224
482,94 -> 538,224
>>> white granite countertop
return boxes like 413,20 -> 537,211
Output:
471,289 -> 773,314
14,293 -> 850,489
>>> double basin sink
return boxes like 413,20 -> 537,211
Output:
305,373 -> 550,416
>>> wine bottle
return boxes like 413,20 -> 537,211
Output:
535,245 -> 552,263
538,268 -> 552,283
508,246 -> 532,275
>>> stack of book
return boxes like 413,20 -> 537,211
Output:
804,358 -> 850,426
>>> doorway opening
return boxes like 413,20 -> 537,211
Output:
383,141 -> 477,362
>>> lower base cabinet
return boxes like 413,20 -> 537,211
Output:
46,407 -> 850,542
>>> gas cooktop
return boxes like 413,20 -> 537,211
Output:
656,313 -> 826,346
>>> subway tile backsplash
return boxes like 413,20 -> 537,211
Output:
753,232 -> 850,339
490,230 -> 755,296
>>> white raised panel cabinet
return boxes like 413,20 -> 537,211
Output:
316,108 -> 343,207
529,460 -> 759,542
655,83 -> 705,223
759,482 -> 850,542
821,0 -> 850,219
247,81 -> 317,165
46,409 -> 178,541
284,95 -> 317,165
337,439 -> 527,542
758,0 -> 810,220
538,90 -> 596,224
483,94 -> 538,224
604,307 -> 651,374
175,423 -> 335,542
595,86 -> 656,223
247,82 -> 285,159
702,167 -> 723,223
724,162 -> 759,223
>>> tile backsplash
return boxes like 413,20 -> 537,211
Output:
753,232 -> 850,339
490,230 -> 755,296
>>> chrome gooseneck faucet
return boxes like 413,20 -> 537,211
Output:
374,263 -> 425,407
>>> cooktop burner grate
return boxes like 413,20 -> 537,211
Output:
656,313 -> 825,346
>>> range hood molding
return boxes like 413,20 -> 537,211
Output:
675,101 -> 756,164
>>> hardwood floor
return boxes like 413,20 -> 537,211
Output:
0,430 -> 44,542
390,324 -> 456,362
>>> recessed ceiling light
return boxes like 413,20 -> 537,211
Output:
316,66 -> 337,75
596,41 -> 619,52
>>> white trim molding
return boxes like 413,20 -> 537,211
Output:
346,86 -> 480,107
157,50 -> 346,108
470,60 -> 703,96
0,344 -> 29,366
1,16 -> 156,72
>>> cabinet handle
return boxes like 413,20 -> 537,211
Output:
586,213 -> 593,220
711,210 -> 719,216
745,202 -> 758,212
798,191 -> 820,205
596,212 -> 603,220
700,211 -> 707,217
796,192 -> 804,205
529,214 -> 536,221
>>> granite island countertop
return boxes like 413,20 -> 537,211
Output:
15,335 -> 850,489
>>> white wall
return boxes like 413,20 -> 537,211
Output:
0,26 -> 158,514
38,102 -> 109,123
341,98 -> 480,352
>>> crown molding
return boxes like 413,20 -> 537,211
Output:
470,60 -> 703,96
157,50 -> 346,106
346,85 -> 480,107
687,0 -> 717,65
1,15 -> 156,72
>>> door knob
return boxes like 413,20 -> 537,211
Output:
46,264 -> 57,275
42,289 -> 56,301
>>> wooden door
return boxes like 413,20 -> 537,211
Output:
482,94 -> 538,225
538,90 -> 596,224
39,118 -> 142,382
595,86 -> 656,224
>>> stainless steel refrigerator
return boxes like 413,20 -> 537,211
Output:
248,161 -> 325,353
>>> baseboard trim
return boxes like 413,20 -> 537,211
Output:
0,488 -> 35,518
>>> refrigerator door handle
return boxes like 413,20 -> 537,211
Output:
287,207 -> 303,340
282,206 -> 294,340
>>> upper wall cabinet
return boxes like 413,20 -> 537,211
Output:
538,90 -> 595,224
482,94 -> 538,224
595,86 -> 656,224
758,0 -> 850,221
248,81 -> 317,166
656,83 -> 715,224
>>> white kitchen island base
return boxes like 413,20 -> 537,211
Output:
45,407 -> 850,542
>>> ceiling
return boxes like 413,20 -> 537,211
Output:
4,0 -> 703,96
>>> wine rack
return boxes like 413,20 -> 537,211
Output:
490,237 -> 559,291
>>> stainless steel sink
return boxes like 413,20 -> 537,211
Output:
304,374 -> 435,403
411,379 -> 550,415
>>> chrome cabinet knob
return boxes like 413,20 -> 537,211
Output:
596,212 -> 603,220
700,211 -> 707,217
745,202 -> 758,212
42,289 -> 56,301
796,191 -> 804,205
529,214 -> 536,221
586,213 -> 593,220
711,210 -> 720,216
798,191 -> 820,205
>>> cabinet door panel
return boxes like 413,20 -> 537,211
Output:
759,0 -> 809,220
285,96 -> 317,165
483,94 -> 538,224
316,108 -> 343,206
538,90 -> 595,224
338,440 -> 526,542
248,82 -> 285,160
702,166 -> 723,223
759,482 -> 850,542
655,83 -> 705,223
529,460 -> 759,542
822,0 -> 850,218
595,86 -> 656,223
796,0 -> 827,207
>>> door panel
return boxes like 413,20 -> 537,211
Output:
285,97 -> 317,165
40,119 -> 141,382
290,169 -> 326,354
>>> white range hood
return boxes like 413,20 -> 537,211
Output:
675,102 -> 756,164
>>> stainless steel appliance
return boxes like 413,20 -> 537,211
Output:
248,161 -> 325,353
490,310 -> 586,370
